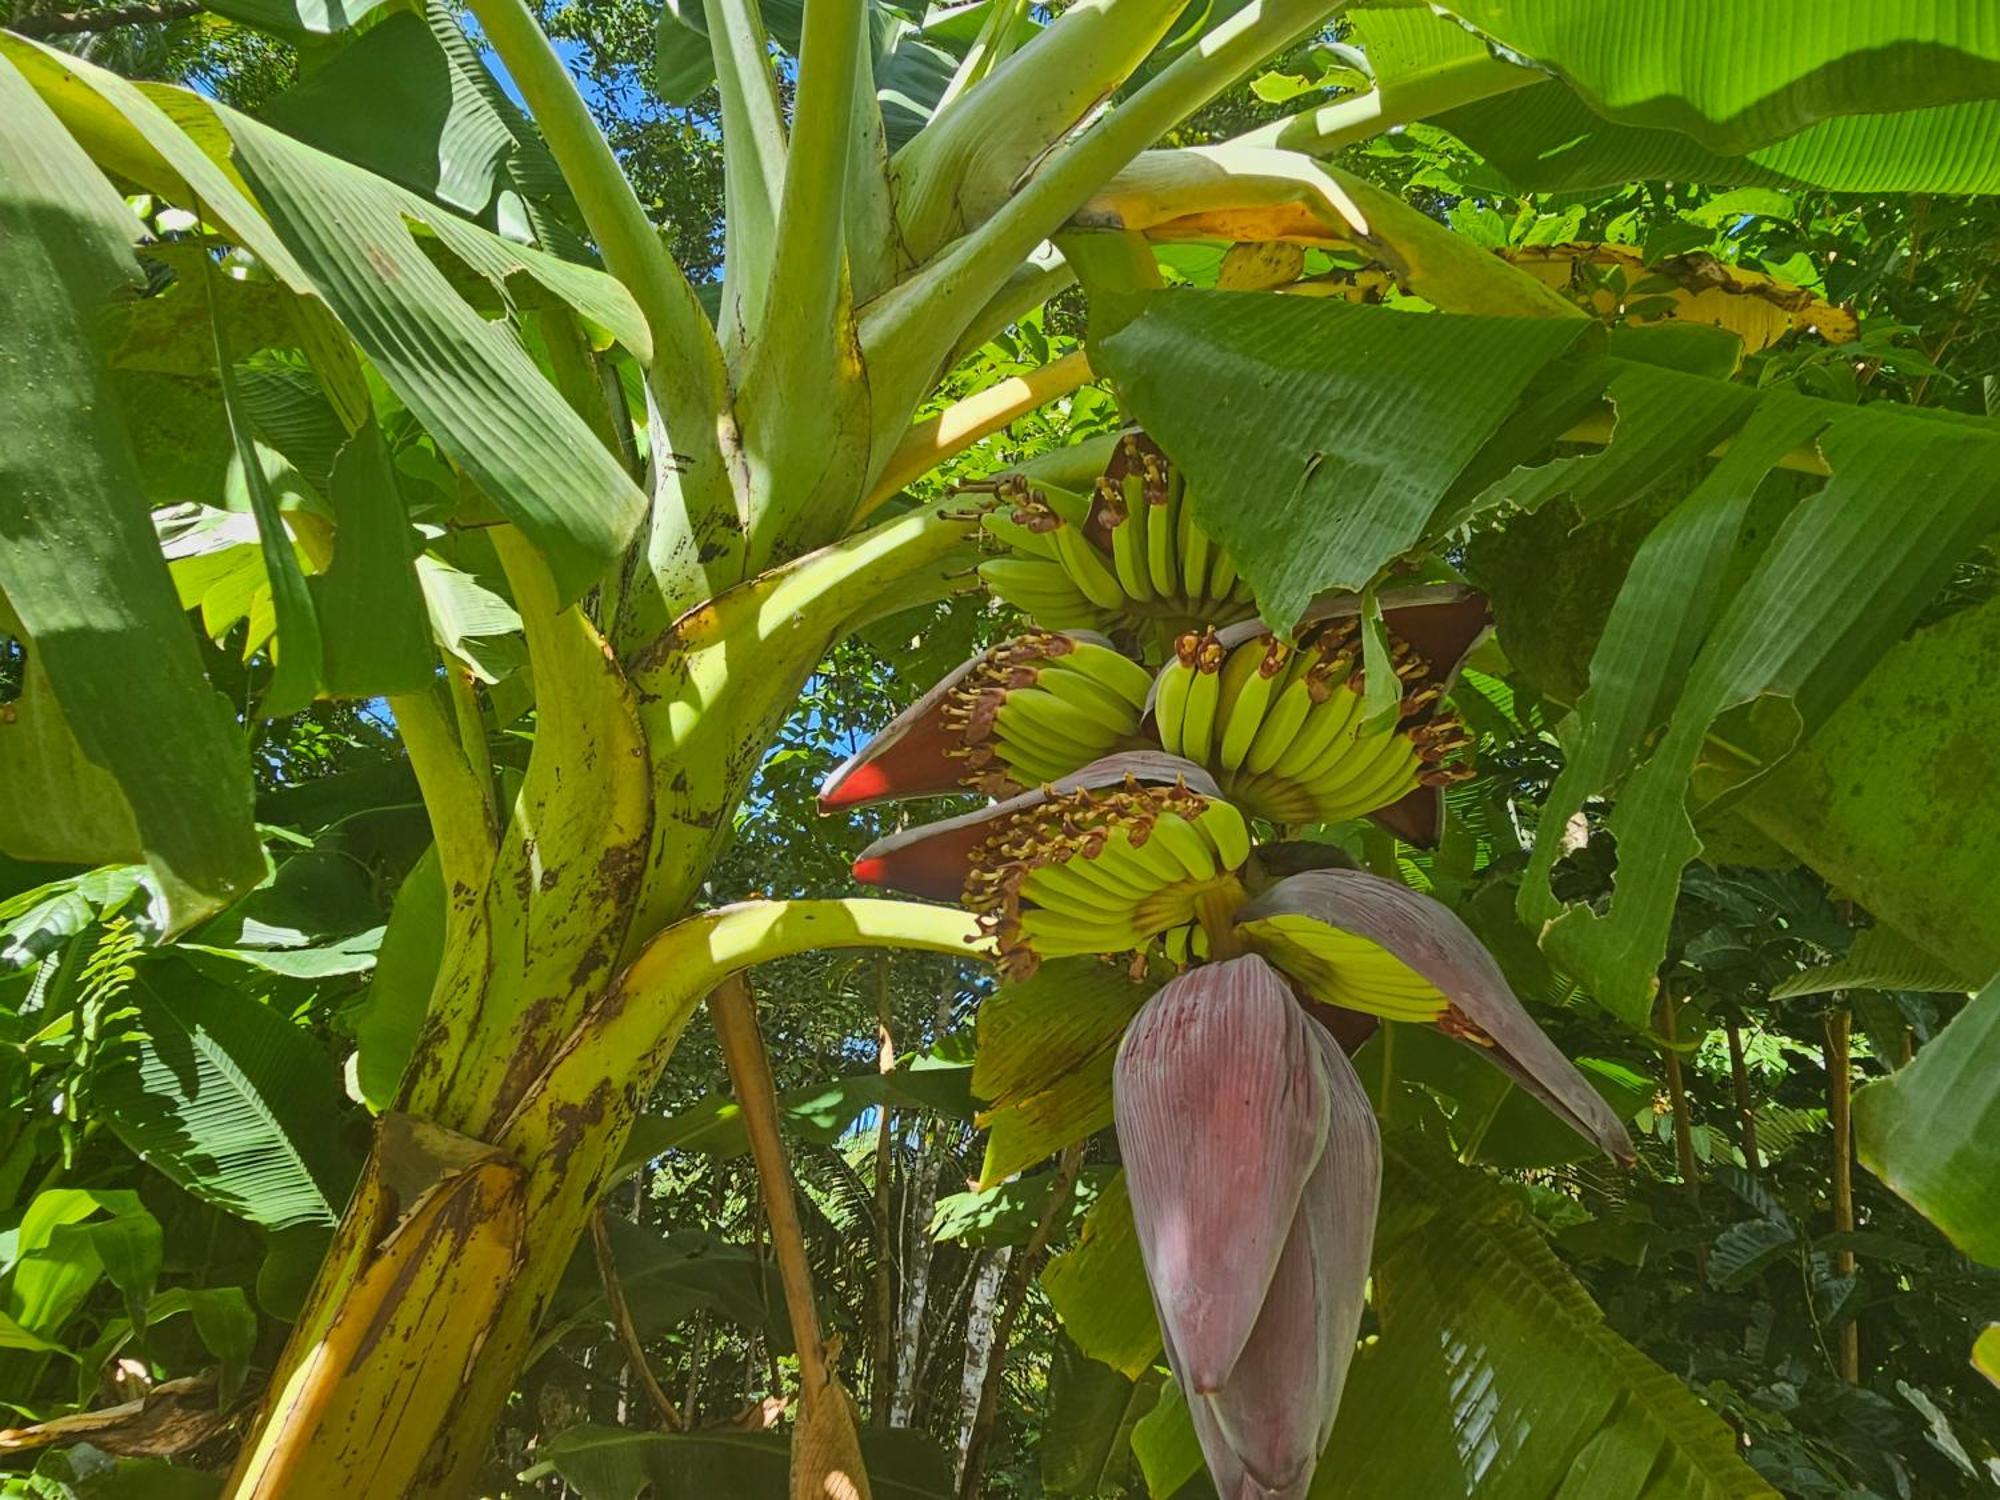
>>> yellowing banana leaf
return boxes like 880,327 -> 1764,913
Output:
971,958 -> 1152,1186
1078,144 -> 1578,320
260,4 -> 566,223
1498,242 -> 1858,351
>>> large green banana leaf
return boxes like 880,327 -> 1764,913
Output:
1857,976 -> 2000,1270
1343,5 -> 2000,194
1101,292 -> 2000,1022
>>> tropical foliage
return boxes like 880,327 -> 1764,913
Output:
1,0 -> 1998,1496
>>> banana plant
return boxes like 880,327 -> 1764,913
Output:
4,0 -> 1999,1494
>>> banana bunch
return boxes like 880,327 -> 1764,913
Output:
1153,619 -> 1475,826
817,632 -> 1152,810
944,634 -> 1154,790
1003,784 -> 1251,973
852,756 -> 1251,979
976,432 -> 1256,656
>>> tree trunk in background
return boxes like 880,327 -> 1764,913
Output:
1724,1023 -> 1760,1174
713,975 -> 873,1500
1658,989 -> 1701,1208
956,1145 -> 1085,1500
891,1120 -> 946,1426
871,955 -> 898,1424
1826,1008 -> 1859,1382
953,1249 -> 1011,1487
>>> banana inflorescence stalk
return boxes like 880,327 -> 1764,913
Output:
825,424 -> 1626,1500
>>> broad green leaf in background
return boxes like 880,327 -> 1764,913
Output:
1436,82 -> 2000,196
96,971 -> 359,1231
930,1164 -> 1110,1248
653,0 -> 714,105
3,1190 -> 152,1345
16,1443 -> 222,1499
582,1221 -> 792,1353
144,1285 -> 259,1402
49,1209 -> 162,1332
1770,925 -> 1978,1002
1513,397 -> 1830,1005
204,250 -> 325,719
351,845 -> 447,1111
1042,1336 -> 1159,1498
652,0 -> 977,144
1321,1140 -> 1773,1497
0,56 -> 265,930
201,0 -> 396,37
1519,403 -> 2000,1017
1102,293 -> 1591,630
1328,6 -> 2000,207
1856,977 -> 2000,1270
1975,1325 -> 2000,1390
1366,1023 -> 1651,1172
524,1423 -> 954,1499
177,928 -> 383,980
311,420 -> 437,699
257,1225 -> 334,1322
1040,1174 -> 1161,1381
417,554 -> 526,685
616,1056 -> 973,1171
1430,1 -> 2000,154
1707,1218 -> 1799,1293
261,4 -> 565,222
1130,1377 -> 1205,1499
1738,596 -> 2000,989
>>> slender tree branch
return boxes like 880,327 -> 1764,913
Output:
955,1144 -> 1087,1500
710,974 -> 835,1395
870,955 -> 898,1425
1825,1007 -> 1859,1382
1725,1022 -> 1760,1174
1658,987 -> 1703,1232
711,974 -> 874,1496
590,1205 -> 686,1430
9,0 -> 201,34
859,349 -> 1095,519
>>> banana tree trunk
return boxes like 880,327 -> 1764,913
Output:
219,498 -> 976,1495
227,895 -> 983,1495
